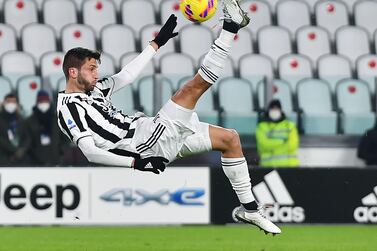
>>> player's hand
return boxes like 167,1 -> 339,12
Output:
153,14 -> 179,48
133,157 -> 169,174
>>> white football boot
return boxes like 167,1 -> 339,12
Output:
233,205 -> 282,235
222,0 -> 250,28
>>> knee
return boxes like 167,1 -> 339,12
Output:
222,129 -> 241,150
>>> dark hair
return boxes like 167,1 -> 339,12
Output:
4,92 -> 17,101
62,47 -> 101,79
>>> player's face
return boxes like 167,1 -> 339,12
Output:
78,58 -> 99,92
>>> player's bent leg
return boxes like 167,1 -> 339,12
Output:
210,125 -> 281,235
171,74 -> 211,110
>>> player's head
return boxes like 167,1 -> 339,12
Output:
63,47 -> 101,92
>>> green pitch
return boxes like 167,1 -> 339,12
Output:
0,225 -> 376,251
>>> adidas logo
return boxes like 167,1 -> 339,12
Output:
252,170 -> 305,223
354,186 -> 377,223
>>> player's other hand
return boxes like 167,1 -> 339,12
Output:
153,14 -> 179,48
133,157 -> 169,174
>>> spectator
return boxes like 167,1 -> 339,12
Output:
256,99 -> 299,167
357,123 -> 377,166
0,93 -> 27,165
21,90 -> 68,166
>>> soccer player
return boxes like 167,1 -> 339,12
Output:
57,0 -> 281,234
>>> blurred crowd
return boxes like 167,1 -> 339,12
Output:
0,90 -> 69,166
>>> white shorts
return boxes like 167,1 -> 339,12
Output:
128,100 -> 212,162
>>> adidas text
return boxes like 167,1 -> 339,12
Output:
354,207 -> 377,223
264,204 -> 305,223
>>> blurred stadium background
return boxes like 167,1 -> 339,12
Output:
1,0 -> 377,250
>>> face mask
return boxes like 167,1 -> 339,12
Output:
269,109 -> 282,121
37,103 -> 51,113
4,103 -> 17,114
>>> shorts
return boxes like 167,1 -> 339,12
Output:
127,100 -> 212,162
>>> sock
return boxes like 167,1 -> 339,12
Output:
223,20 -> 241,33
198,29 -> 235,84
221,157 -> 257,209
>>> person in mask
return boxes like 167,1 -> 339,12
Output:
0,93 -> 27,165
21,90 -> 69,166
256,99 -> 299,167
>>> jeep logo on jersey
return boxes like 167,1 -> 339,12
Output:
0,176 -> 80,218
100,188 -> 205,206
354,186 -> 377,223
244,170 -> 305,223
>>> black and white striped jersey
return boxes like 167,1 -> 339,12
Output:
57,77 -> 142,150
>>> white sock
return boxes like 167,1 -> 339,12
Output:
221,157 -> 255,204
198,29 -> 235,84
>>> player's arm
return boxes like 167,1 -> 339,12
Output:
77,136 -> 168,174
108,14 -> 179,94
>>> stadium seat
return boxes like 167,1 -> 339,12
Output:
101,24 -> 136,68
315,0 -> 349,40
239,0 -> 272,36
257,78 -> 297,123
354,0 -> 377,39
239,54 -> 274,92
230,29 -> 253,67
278,54 -> 313,91
17,75 -> 42,116
302,0 -> 320,13
72,0 -> 85,10
110,84 -> 136,115
180,25 -> 214,63
4,0 -> 38,35
277,0 -> 311,36
218,77 -> 258,135
356,54 -> 377,95
160,0 -> 190,31
0,24 -> 17,59
0,76 -> 13,100
264,0 -> 279,13
258,26 -> 292,66
43,0 -> 78,36
296,26 -> 331,64
57,77 -> 66,93
160,52 -> 195,90
98,52 -> 116,78
137,76 -> 174,116
82,0 -> 116,37
140,24 -> 175,65
297,78 -> 337,134
40,51 -> 65,93
61,24 -> 96,52
335,26 -> 370,66
120,52 -> 155,82
317,54 -> 352,92
34,0 -> 44,10
1,51 -> 36,88
122,0 -> 155,36
336,78 -> 375,135
21,23 -> 57,64
343,0 -> 360,14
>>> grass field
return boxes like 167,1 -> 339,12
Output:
0,225 -> 376,251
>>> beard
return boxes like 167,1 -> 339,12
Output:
77,72 -> 95,92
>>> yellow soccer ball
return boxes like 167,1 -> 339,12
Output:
180,0 -> 218,23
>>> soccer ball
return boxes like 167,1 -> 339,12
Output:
180,0 -> 218,23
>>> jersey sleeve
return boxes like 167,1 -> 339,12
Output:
58,102 -> 92,145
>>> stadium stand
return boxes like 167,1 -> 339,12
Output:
82,0 -> 117,37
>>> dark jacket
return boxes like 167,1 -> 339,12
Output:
21,107 -> 69,166
358,125 -> 377,165
0,110 -> 27,165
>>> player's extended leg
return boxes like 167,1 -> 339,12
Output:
171,0 -> 248,110
209,125 -> 281,235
